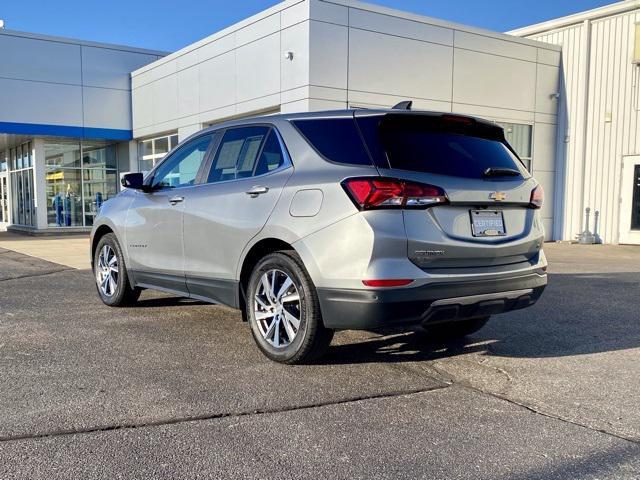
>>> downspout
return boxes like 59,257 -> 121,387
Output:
577,19 -> 593,237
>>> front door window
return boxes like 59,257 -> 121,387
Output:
151,134 -> 214,190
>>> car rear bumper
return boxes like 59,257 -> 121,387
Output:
317,272 -> 547,330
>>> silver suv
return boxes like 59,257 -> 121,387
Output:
91,108 -> 547,364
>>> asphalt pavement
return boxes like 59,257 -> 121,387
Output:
0,243 -> 638,479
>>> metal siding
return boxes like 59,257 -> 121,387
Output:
525,8 -> 640,243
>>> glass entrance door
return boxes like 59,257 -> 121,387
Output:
619,155 -> 640,244
0,174 -> 8,224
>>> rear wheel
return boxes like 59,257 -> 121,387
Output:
246,251 -> 334,364
93,233 -> 141,307
422,316 -> 490,340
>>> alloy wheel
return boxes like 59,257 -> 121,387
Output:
254,269 -> 301,348
96,245 -> 119,297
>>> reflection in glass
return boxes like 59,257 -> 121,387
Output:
82,142 -> 117,169
83,168 -> 117,226
43,140 -> 118,227
45,141 -> 81,168
46,168 -> 82,227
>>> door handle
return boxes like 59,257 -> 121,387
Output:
245,186 -> 269,197
169,196 -> 185,205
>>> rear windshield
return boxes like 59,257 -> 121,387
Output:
357,113 -> 529,179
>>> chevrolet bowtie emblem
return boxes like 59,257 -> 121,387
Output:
490,192 -> 507,201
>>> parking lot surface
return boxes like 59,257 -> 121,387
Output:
0,242 -> 638,479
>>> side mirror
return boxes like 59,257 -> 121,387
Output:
121,172 -> 146,190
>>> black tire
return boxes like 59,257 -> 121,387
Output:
93,233 -> 141,307
246,250 -> 334,364
422,316 -> 490,340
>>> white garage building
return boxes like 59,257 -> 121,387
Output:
510,0 -> 640,244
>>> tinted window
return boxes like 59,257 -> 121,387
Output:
152,134 -> 213,189
292,118 -> 372,166
254,130 -> 285,176
358,114 -> 528,179
207,126 -> 269,183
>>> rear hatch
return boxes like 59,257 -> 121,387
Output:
354,110 -> 544,269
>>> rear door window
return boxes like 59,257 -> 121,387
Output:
356,113 -> 529,179
207,126 -> 269,183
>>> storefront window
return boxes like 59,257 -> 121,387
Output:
44,141 -> 81,168
45,141 -> 118,227
46,167 -> 82,227
82,142 -> 117,169
83,167 -> 117,226
138,133 -> 179,172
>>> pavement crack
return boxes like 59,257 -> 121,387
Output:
0,384 -> 451,444
397,359 -> 639,445
0,268 -> 74,283
456,382 -> 639,445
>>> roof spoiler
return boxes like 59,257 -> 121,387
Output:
391,100 -> 412,110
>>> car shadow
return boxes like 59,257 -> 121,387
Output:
134,296 -> 210,308
318,271 -> 640,365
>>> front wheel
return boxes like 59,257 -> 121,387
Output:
93,233 -> 141,307
246,251 -> 334,364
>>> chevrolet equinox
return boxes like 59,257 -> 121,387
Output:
90,107 -> 547,364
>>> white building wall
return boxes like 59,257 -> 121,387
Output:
131,0 -> 561,239
510,2 -> 640,244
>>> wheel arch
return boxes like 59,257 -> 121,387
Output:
237,238 -> 297,322
91,223 -> 135,288
91,224 -> 115,269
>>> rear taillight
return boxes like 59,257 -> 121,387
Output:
342,177 -> 448,210
530,184 -> 544,209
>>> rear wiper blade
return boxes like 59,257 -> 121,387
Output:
483,167 -> 521,177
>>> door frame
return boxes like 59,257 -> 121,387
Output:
618,155 -> 640,245
0,172 -> 9,226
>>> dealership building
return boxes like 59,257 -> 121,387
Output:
0,0 -> 639,244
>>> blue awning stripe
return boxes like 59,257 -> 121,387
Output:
0,121 -> 132,141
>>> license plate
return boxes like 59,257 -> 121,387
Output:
470,210 -> 506,237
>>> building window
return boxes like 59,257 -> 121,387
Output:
45,141 -> 118,228
496,122 -> 533,171
138,133 -> 179,172
9,142 -> 35,227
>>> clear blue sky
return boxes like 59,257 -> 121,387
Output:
1,0 -> 616,52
